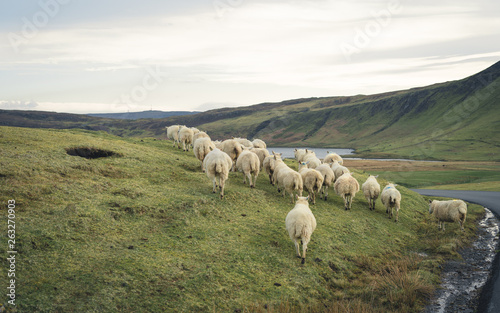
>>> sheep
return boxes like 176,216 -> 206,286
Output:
273,158 -> 303,203
235,149 -> 260,188
362,175 -> 380,211
220,139 -> 243,171
334,172 -> 360,210
428,199 -> 467,231
233,137 -> 253,148
193,131 -> 210,143
299,167 -> 324,205
285,195 -> 317,264
178,126 -> 194,151
203,148 -> 233,199
263,152 -> 281,185
294,148 -> 307,162
252,139 -> 267,149
191,127 -> 200,135
380,184 -> 402,222
166,125 -> 181,147
193,137 -> 216,172
323,152 -> 343,165
302,150 -> 321,169
330,161 -> 350,182
315,164 -> 335,201
251,148 -> 270,170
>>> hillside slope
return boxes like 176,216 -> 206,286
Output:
1,61 -> 499,161
179,61 -> 499,161
0,126 -> 484,312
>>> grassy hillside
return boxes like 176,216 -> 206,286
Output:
188,61 -> 500,161
0,126 -> 485,312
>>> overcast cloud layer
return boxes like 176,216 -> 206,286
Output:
1,0 -> 499,113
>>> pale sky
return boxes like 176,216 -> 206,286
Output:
1,0 -> 499,114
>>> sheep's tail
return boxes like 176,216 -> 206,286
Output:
215,160 -> 223,173
458,204 -> 467,215
389,195 -> 396,205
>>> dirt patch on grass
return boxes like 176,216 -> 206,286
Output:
66,147 -> 121,159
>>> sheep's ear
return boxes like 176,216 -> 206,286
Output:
294,148 -> 297,152
428,200 -> 432,203
306,149 -> 308,152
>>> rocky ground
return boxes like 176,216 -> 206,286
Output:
423,209 -> 500,313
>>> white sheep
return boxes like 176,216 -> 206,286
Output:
236,149 -> 260,188
193,131 -> 210,143
178,126 -> 194,151
323,152 -> 343,165
193,137 -> 215,172
263,152 -> 281,185
299,166 -> 324,205
191,127 -> 200,135
220,139 -> 243,171
428,199 -> 467,231
362,175 -> 380,211
166,125 -> 181,147
203,148 -> 233,199
233,137 -> 253,148
251,148 -> 270,170
285,195 -> 317,264
274,158 -> 303,203
315,164 -> 335,201
380,184 -> 402,222
294,148 -> 307,162
330,161 -> 350,182
334,172 -> 360,210
252,139 -> 267,149
302,150 -> 321,169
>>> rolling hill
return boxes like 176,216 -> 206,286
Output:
87,110 -> 199,120
1,61 -> 499,161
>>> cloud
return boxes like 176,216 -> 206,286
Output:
0,0 -> 499,113
0,100 -> 38,110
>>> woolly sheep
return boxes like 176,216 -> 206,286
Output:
330,161 -> 350,182
178,126 -> 194,151
166,125 -> 181,147
285,195 -> 317,264
274,158 -> 303,203
302,150 -> 321,169
251,148 -> 270,170
428,199 -> 467,231
220,139 -> 243,171
299,166 -> 324,205
252,139 -> 267,149
323,152 -> 343,165
203,148 -> 233,199
380,184 -> 402,222
263,152 -> 281,185
236,149 -> 260,188
193,131 -> 210,143
191,127 -> 200,135
193,137 -> 215,172
362,175 -> 380,211
233,137 -> 253,148
315,164 -> 335,201
294,148 -> 307,162
334,172 -> 360,210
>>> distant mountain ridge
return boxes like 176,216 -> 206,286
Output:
1,61 -> 499,161
87,110 -> 199,120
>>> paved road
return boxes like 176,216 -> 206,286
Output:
411,189 -> 500,313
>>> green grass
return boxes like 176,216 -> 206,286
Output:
368,170 -> 500,190
0,126 -> 486,312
